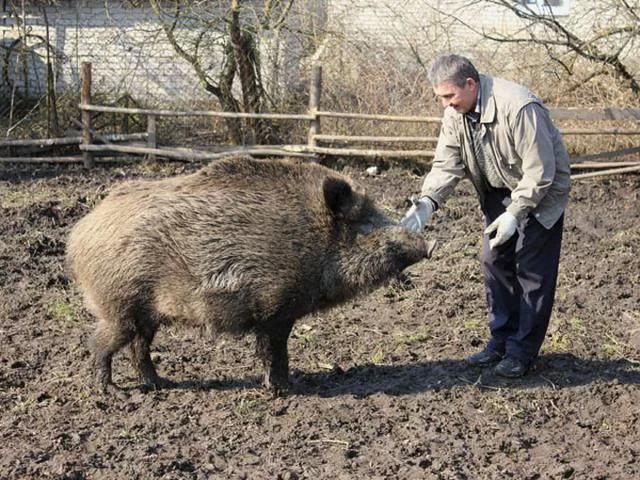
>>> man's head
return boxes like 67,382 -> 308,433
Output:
428,54 -> 480,114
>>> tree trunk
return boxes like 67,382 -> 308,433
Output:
230,0 -> 268,143
215,40 -> 243,144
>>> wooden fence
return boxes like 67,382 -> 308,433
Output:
2,62 -> 640,179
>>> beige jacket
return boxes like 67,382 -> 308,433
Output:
421,75 -> 571,229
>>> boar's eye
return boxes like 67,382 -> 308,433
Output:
323,177 -> 354,217
356,210 -> 391,235
357,222 -> 375,235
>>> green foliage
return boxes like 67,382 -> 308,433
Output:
47,299 -> 78,325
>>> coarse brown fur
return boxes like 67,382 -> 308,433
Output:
66,156 -> 432,395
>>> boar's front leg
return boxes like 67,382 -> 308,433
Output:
255,320 -> 294,394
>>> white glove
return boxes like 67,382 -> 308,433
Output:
484,211 -> 518,249
401,196 -> 435,233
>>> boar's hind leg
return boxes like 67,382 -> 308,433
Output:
255,321 -> 294,394
91,317 -> 135,396
130,322 -> 175,390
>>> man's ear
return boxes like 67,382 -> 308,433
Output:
323,177 -> 354,217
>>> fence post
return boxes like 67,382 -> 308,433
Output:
308,64 -> 322,148
147,114 -> 157,162
80,62 -> 94,168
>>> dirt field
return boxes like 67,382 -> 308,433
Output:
1,158 -> 638,479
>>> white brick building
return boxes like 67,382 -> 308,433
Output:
1,2 -> 221,103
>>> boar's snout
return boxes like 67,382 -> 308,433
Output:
389,225 -> 437,263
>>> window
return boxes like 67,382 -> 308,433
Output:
518,0 -> 570,17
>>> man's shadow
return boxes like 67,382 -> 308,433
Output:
163,353 -> 639,397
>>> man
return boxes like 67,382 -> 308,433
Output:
402,54 -> 570,378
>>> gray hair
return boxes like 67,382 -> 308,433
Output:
428,54 -> 480,88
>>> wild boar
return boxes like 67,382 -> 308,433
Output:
66,156 -> 433,395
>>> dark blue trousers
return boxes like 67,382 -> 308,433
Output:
481,189 -> 564,366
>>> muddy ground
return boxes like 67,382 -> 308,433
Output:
0,158 -> 638,479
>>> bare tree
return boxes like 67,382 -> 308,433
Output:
337,0 -> 638,101
1,0 -> 64,137
148,0 -> 298,144
462,0 -> 640,96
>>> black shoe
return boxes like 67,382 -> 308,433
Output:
466,349 -> 503,367
494,357 -> 528,378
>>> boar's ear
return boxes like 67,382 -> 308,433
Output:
323,176 -> 354,217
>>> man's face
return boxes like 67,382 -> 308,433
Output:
433,78 -> 479,114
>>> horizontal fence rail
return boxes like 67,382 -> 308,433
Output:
549,107 -> 640,121
316,111 -> 442,123
560,128 -> 640,135
79,104 -> 315,121
312,134 -> 439,143
0,133 -> 147,148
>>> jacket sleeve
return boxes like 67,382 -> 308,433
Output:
420,109 -> 466,207
506,103 -> 557,222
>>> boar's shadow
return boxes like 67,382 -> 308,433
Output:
131,354 -> 639,397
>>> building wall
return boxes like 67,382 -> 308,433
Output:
326,0 -> 594,46
328,0 -> 520,48
0,1 -> 221,104
324,1 -> 599,64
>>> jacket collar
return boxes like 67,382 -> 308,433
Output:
479,74 -> 495,124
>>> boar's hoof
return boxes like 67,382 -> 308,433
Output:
263,376 -> 290,397
140,376 -> 178,392
425,239 -> 437,258
101,383 -> 130,400
268,384 -> 290,398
